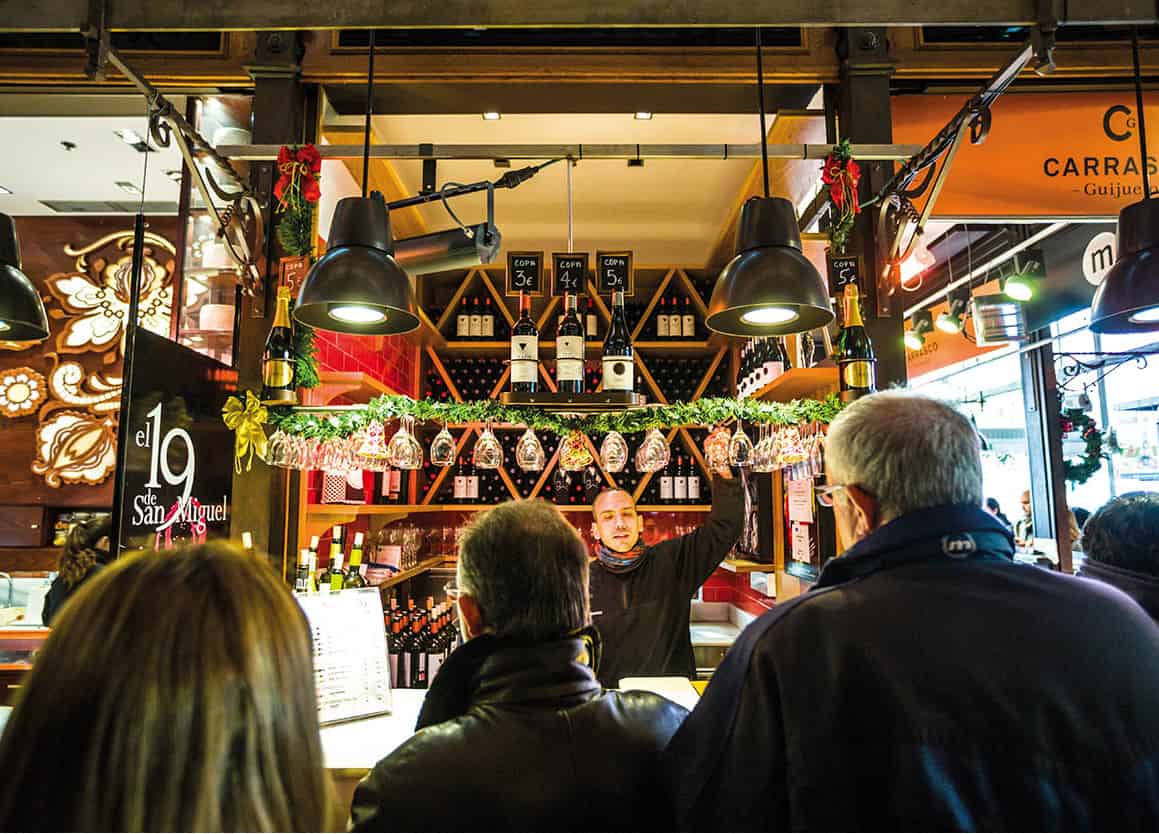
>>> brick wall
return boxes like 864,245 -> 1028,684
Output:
313,330 -> 416,396
702,568 -> 776,616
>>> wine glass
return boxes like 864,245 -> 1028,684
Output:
357,421 -> 390,472
430,422 -> 456,468
516,428 -> 546,472
388,415 -> 423,470
728,421 -> 754,468
600,430 -> 629,473
635,428 -> 670,473
266,429 -> 291,468
473,422 -> 504,470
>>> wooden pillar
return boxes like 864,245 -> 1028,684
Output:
835,27 -> 907,389
230,31 -> 311,575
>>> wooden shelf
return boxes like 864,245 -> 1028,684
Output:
375,556 -> 450,589
752,367 -> 839,403
439,340 -> 607,355
0,546 -> 60,572
633,340 -> 714,356
300,371 -> 397,406
309,503 -> 712,516
722,558 -> 775,573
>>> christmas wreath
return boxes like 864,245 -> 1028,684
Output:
821,138 -> 862,254
1060,407 -> 1106,485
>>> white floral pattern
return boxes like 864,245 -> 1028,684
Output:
0,367 -> 46,418
31,410 -> 117,488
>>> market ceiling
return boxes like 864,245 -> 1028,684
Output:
4,0 -> 1156,32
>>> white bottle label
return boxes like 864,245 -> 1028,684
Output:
688,474 -> 700,500
657,312 -> 669,338
557,359 -> 583,382
511,335 -> 538,362
674,475 -> 688,501
482,314 -> 494,338
682,314 -> 695,338
767,361 -> 785,381
469,314 -> 483,337
456,314 -> 469,337
389,468 -> 401,493
468,476 -> 480,500
453,474 -> 465,499
587,313 -> 598,335
669,314 -> 682,336
602,356 -> 634,391
660,475 -> 673,501
511,360 -> 537,384
556,335 -> 584,360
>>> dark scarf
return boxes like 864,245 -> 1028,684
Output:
595,541 -> 648,574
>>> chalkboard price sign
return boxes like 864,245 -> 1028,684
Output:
826,251 -> 863,296
506,251 -> 544,297
551,252 -> 589,296
597,251 -> 634,295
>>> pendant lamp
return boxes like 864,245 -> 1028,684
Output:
1090,29 -> 1159,333
294,31 -> 419,335
706,29 -> 834,337
0,213 -> 50,342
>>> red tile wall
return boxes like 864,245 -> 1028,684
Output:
314,330 -> 416,395
700,566 -> 777,614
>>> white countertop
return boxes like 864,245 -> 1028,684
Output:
321,689 -> 426,772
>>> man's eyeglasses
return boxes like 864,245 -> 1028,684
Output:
815,484 -> 850,508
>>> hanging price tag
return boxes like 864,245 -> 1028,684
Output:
597,251 -> 634,295
551,252 -> 589,296
506,251 -> 544,297
826,251 -> 863,297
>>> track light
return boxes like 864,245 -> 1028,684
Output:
936,297 -> 969,334
0,213 -> 50,342
482,111 -> 501,121
1003,273 -> 1034,302
634,111 -> 654,120
904,310 -> 934,350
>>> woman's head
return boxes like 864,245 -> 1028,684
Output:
0,542 -> 331,832
57,514 -> 112,589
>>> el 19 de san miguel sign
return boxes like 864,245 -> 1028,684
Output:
892,92 -> 1158,218
113,329 -> 238,554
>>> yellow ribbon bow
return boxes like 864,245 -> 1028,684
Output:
221,391 -> 269,473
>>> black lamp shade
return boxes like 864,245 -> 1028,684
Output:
293,194 -> 420,335
1090,197 -> 1159,333
706,197 -> 835,337
0,213 -> 49,342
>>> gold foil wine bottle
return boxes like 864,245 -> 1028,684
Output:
835,283 -> 876,403
261,285 -> 297,404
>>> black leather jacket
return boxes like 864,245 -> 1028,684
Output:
351,632 -> 688,832
665,504 -> 1159,830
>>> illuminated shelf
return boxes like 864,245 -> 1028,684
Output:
752,367 -> 839,403
375,556 -> 450,589
308,503 -> 712,516
721,558 -> 774,574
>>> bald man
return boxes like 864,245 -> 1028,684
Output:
589,466 -> 745,688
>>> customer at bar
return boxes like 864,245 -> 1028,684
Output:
1079,492 -> 1159,622
589,466 -> 744,688
664,391 -> 1159,830
40,513 -> 111,626
0,542 -> 334,832
350,499 -> 688,832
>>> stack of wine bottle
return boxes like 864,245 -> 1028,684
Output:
737,337 -> 793,399
443,358 -> 507,401
454,295 -> 502,341
650,292 -> 702,340
648,356 -> 712,402
386,595 -> 461,690
642,454 -> 703,505
294,525 -> 369,595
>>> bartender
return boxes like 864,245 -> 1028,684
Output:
589,466 -> 745,688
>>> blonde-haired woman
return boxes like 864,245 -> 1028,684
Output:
0,542 -> 335,831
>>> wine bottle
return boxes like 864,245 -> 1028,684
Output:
687,460 -> 701,502
585,298 -> 599,340
294,549 -> 311,594
656,297 -> 669,338
510,292 -> 539,393
324,526 -> 346,592
467,458 -> 480,501
409,617 -> 429,689
467,296 -> 482,339
343,532 -> 368,589
776,336 -> 792,372
387,601 -> 403,688
765,337 -> 786,386
667,293 -> 682,337
660,458 -> 674,502
306,535 -> 320,593
456,297 -> 470,338
681,296 -> 696,339
482,296 -> 495,338
674,455 -> 688,502
835,283 -> 876,403
556,294 -> 586,394
261,285 -> 296,404
453,457 -> 466,500
602,290 -> 634,392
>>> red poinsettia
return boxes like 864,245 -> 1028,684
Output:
820,139 -> 862,253
274,144 -> 322,210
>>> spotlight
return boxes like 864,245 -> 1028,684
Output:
936,297 -> 969,334
482,111 -> 501,121
634,111 -> 654,120
904,310 -> 934,350
1003,274 -> 1034,302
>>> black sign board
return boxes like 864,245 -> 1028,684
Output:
596,250 -> 634,295
113,329 -> 239,554
551,252 -> 589,296
505,251 -> 545,297
826,251 -> 863,296
1026,224 -> 1115,332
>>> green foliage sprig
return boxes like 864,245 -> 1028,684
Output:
1060,406 -> 1106,486
268,394 -> 843,440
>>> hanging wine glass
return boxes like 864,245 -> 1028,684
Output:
294,436 -> 319,472
583,466 -> 603,501
703,425 -> 731,473
473,421 -> 504,470
357,421 -> 391,472
753,424 -> 775,473
552,465 -> 570,496
266,429 -> 291,469
430,422 -> 456,468
559,431 -> 594,472
729,420 -> 754,468
515,428 -> 546,472
388,415 -> 423,470
635,428 -> 670,473
599,430 -> 629,473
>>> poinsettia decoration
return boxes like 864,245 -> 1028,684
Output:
821,139 -> 862,254
273,144 -> 321,391
274,144 -> 322,212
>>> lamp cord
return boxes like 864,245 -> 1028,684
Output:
755,27 -> 770,199
362,29 -> 376,199
566,159 -> 574,251
1132,27 -> 1151,200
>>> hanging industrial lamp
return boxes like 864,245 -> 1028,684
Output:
0,213 -> 50,342
706,29 -> 834,337
294,30 -> 419,335
1090,29 -> 1159,333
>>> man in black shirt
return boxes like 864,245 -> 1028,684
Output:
589,468 -> 745,688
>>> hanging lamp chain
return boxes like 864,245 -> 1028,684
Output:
361,29 -> 376,199
566,159 -> 574,251
1132,27 -> 1151,200
755,27 -> 770,200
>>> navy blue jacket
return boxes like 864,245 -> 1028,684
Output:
664,505 -> 1159,830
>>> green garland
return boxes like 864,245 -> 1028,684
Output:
292,321 -> 319,390
273,143 -> 320,391
1060,407 -> 1106,486
268,394 -> 843,440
